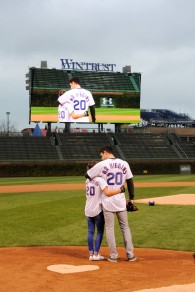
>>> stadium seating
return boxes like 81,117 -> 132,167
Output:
153,109 -> 191,122
113,133 -> 180,159
0,136 -> 59,161
164,133 -> 195,159
72,71 -> 136,91
177,143 -> 195,158
32,68 -> 70,89
141,110 -> 161,121
141,109 -> 192,124
56,132 -> 121,160
31,68 -> 140,93
0,132 -> 195,162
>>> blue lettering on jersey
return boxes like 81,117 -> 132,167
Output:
107,172 -> 123,185
89,179 -> 100,186
73,99 -> 87,110
70,95 -> 75,102
102,166 -> 109,175
101,163 -> 127,174
76,91 -> 90,101
109,162 -> 127,174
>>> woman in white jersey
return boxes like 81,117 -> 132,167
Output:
58,77 -> 96,123
86,146 -> 137,263
85,161 -> 125,261
58,90 -> 89,122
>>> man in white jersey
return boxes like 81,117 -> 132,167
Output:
58,90 -> 89,122
58,77 -> 96,123
86,146 -> 137,262
85,160 -> 125,261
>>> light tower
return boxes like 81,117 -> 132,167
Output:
6,111 -> 10,136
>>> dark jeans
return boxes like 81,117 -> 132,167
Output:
87,211 -> 105,254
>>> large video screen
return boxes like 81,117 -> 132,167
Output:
29,69 -> 141,124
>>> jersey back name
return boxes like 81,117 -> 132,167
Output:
87,158 -> 133,190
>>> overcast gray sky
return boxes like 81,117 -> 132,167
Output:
0,0 -> 195,130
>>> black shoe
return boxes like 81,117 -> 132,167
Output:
128,256 -> 137,262
107,257 -> 117,262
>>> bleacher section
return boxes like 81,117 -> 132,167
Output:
176,143 -> 195,158
153,109 -> 191,122
141,109 -> 193,125
141,110 -> 161,121
0,132 -> 195,162
163,133 -> 195,159
56,133 -> 121,161
73,71 -> 138,92
0,136 -> 59,161
113,133 -> 180,159
31,68 -> 140,93
32,68 -> 70,89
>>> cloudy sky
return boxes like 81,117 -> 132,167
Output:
0,0 -> 195,130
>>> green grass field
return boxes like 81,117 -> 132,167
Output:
0,175 -> 194,251
31,106 -> 140,123
31,107 -> 140,116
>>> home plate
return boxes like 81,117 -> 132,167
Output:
47,264 -> 99,274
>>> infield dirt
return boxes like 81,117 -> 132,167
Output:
0,182 -> 195,292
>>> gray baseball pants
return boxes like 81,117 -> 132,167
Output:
103,208 -> 134,259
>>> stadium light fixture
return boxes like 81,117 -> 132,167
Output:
6,112 -> 10,136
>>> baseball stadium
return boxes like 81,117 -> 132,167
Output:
0,63 -> 195,292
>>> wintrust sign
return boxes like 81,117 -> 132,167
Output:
60,58 -> 116,72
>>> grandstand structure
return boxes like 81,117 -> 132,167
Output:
0,136 -> 58,161
29,67 -> 140,94
0,131 -> 195,163
141,109 -> 195,127
0,64 -> 195,175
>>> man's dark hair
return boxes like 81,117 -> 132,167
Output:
58,89 -> 66,96
87,160 -> 97,170
69,77 -> 80,84
99,145 -> 113,154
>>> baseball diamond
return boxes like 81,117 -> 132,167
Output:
0,181 -> 194,292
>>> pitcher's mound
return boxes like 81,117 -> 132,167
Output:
135,194 -> 195,205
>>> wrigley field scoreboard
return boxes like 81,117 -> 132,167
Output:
27,59 -> 141,124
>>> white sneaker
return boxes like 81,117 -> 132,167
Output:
92,254 -> 104,261
89,255 -> 93,261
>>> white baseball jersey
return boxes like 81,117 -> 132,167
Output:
85,177 -> 107,217
58,88 -> 94,123
87,158 -> 133,212
58,103 -> 74,122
